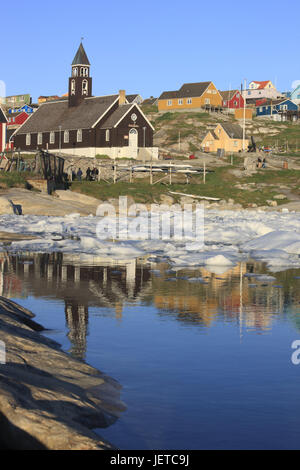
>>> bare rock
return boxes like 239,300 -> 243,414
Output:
0,297 -> 125,450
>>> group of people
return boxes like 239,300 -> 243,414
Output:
72,167 -> 99,182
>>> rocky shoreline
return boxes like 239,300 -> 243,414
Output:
0,296 -> 125,450
0,187 -> 299,217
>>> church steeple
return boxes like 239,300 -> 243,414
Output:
68,42 -> 92,107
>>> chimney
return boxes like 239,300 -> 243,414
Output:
119,90 -> 126,106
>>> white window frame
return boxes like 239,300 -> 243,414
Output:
71,79 -> 76,95
26,134 -> 31,146
64,130 -> 69,143
50,132 -> 55,144
77,129 -> 82,143
205,98 -> 210,105
37,133 -> 43,145
178,99 -> 183,105
105,129 -> 110,142
187,98 -> 192,105
167,100 -> 172,106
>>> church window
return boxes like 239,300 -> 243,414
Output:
50,132 -> 55,144
26,134 -> 31,146
64,130 -> 69,143
73,67 -> 78,77
106,129 -> 110,142
37,133 -> 43,145
77,129 -> 82,142
71,80 -> 76,95
82,80 -> 88,95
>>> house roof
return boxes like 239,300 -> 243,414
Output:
143,98 -> 158,106
126,94 -> 140,103
219,90 -> 240,101
256,98 -> 292,107
220,122 -> 244,139
72,43 -> 90,66
251,80 -> 271,90
159,82 -> 212,100
14,95 -> 119,134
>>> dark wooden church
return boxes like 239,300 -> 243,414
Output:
13,43 -> 157,160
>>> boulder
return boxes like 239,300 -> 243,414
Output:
0,197 -> 14,215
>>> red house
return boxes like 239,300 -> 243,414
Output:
0,106 -> 8,152
220,90 -> 244,109
7,111 -> 29,127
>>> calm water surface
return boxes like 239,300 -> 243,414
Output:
2,251 -> 300,450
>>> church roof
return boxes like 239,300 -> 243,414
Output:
100,104 -> 133,129
72,43 -> 90,66
14,95 -> 119,134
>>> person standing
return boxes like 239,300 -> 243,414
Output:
77,168 -> 83,181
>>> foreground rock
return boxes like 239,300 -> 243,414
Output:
0,296 -> 125,450
0,189 -> 100,217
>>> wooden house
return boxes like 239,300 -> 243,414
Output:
13,43 -> 157,160
256,98 -> 298,120
158,82 -> 223,112
220,90 -> 244,109
7,111 -> 30,127
201,123 -> 249,153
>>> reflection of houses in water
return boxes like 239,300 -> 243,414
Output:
152,262 -> 288,332
0,252 -> 152,359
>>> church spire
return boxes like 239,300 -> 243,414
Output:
72,42 -> 90,66
69,43 -> 92,107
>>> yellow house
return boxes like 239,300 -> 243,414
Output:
158,82 -> 223,111
201,123 -> 249,153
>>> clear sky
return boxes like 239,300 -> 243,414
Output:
1,0 -> 300,102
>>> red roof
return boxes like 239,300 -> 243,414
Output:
252,81 -> 271,90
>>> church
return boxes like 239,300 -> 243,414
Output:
13,43 -> 157,160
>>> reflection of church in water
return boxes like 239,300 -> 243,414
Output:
0,253 -> 152,359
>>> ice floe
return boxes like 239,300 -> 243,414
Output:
0,209 -> 299,272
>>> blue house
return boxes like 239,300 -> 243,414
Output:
256,99 -> 298,118
8,104 -> 37,114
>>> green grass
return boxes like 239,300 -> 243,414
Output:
0,171 -> 33,188
255,122 -> 300,154
70,166 -> 289,207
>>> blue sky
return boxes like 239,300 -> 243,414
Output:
2,0 -> 300,101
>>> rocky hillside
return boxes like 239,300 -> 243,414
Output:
141,105 -> 300,156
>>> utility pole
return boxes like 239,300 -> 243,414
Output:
242,79 -> 247,151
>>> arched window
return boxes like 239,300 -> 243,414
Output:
80,67 -> 84,77
71,79 -> 76,95
82,80 -> 88,96
72,67 -> 78,77
64,130 -> 69,144
77,129 -> 82,143
84,67 -> 88,77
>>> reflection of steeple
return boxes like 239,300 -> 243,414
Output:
65,300 -> 88,360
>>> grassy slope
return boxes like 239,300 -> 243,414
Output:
70,167 -> 298,207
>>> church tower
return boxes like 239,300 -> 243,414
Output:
68,43 -> 92,107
